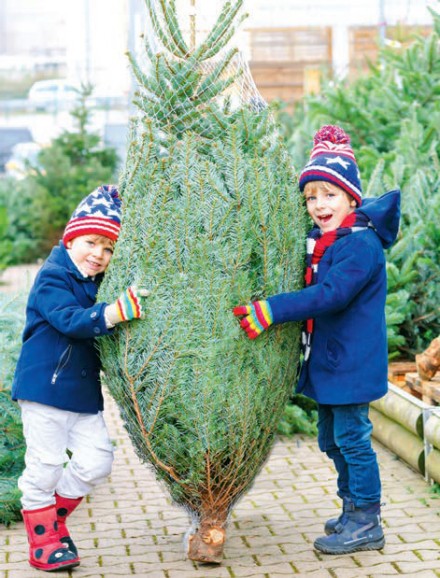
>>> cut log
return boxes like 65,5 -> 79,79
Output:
370,407 -> 425,474
424,379 -> 440,405
416,336 -> 440,380
425,412 -> 440,451
371,384 -> 424,438
388,361 -> 417,386
426,448 -> 440,484
186,523 -> 227,563
406,372 -> 440,405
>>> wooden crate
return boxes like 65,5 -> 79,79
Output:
406,372 -> 440,406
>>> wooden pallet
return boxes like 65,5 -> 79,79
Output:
405,372 -> 440,406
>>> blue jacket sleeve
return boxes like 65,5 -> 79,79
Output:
267,235 -> 379,324
34,267 -> 112,339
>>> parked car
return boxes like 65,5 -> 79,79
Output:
0,128 -> 33,173
5,142 -> 43,179
27,79 -> 79,112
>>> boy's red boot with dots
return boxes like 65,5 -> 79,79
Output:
22,505 -> 80,571
55,493 -> 83,556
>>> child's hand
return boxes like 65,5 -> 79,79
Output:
233,300 -> 273,339
105,286 -> 150,325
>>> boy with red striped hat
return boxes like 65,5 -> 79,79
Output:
234,126 -> 401,555
12,185 -> 148,571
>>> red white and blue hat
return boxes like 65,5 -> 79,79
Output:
299,125 -> 363,207
63,185 -> 121,246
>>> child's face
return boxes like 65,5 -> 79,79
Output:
66,234 -> 114,276
304,182 -> 356,233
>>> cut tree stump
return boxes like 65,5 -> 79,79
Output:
186,524 -> 226,564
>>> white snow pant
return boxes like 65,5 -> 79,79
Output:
18,400 -> 114,510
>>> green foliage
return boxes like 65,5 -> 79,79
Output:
285,10 -> 440,358
277,394 -> 318,436
0,292 -> 27,526
0,206 -> 11,272
0,86 -> 119,263
99,0 -> 307,525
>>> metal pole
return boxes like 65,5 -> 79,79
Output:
128,0 -> 139,113
84,0 -> 91,84
190,0 -> 196,51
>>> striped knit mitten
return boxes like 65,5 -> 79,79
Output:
115,286 -> 146,322
105,287 -> 150,327
233,300 -> 273,339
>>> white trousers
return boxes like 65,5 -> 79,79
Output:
18,400 -> 114,510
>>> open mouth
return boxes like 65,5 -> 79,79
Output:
318,214 -> 333,224
86,260 -> 101,270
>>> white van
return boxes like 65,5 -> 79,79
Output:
28,79 -> 79,111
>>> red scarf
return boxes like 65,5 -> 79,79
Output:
302,211 -> 370,360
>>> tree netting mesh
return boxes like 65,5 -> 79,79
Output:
98,0 -> 307,562
132,0 -> 266,137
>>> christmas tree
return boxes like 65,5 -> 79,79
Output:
98,0 -> 307,562
0,293 -> 27,526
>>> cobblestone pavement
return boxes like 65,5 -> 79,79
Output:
2,392 -> 439,578
1,264 -> 439,577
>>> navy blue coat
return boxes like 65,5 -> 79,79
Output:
12,242 -> 113,413
267,190 -> 401,405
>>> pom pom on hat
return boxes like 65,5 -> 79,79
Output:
299,124 -> 362,206
63,185 -> 122,246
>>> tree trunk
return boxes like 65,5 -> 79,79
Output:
186,509 -> 228,563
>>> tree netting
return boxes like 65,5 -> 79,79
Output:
98,0 -> 307,563
136,0 -> 265,125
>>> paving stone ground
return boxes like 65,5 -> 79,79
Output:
1,264 -> 439,577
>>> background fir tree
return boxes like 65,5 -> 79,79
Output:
0,86 -> 118,266
99,0 -> 307,562
0,292 -> 27,526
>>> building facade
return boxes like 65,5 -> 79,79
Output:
1,0 -> 437,102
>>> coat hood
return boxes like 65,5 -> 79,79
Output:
358,189 -> 401,249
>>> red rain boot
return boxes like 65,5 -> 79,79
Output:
55,493 -> 83,557
22,505 -> 80,571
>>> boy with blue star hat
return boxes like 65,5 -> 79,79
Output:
12,185 -> 148,571
234,125 -> 401,555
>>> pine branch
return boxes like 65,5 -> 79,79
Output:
192,0 -> 245,62
144,0 -> 187,58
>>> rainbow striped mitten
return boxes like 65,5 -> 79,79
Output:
233,300 -> 273,339
115,286 -> 144,322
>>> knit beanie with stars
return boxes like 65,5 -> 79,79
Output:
298,125 -> 363,207
63,184 -> 122,246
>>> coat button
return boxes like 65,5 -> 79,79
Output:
81,369 -> 87,377
90,311 -> 97,319
94,327 -> 101,334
